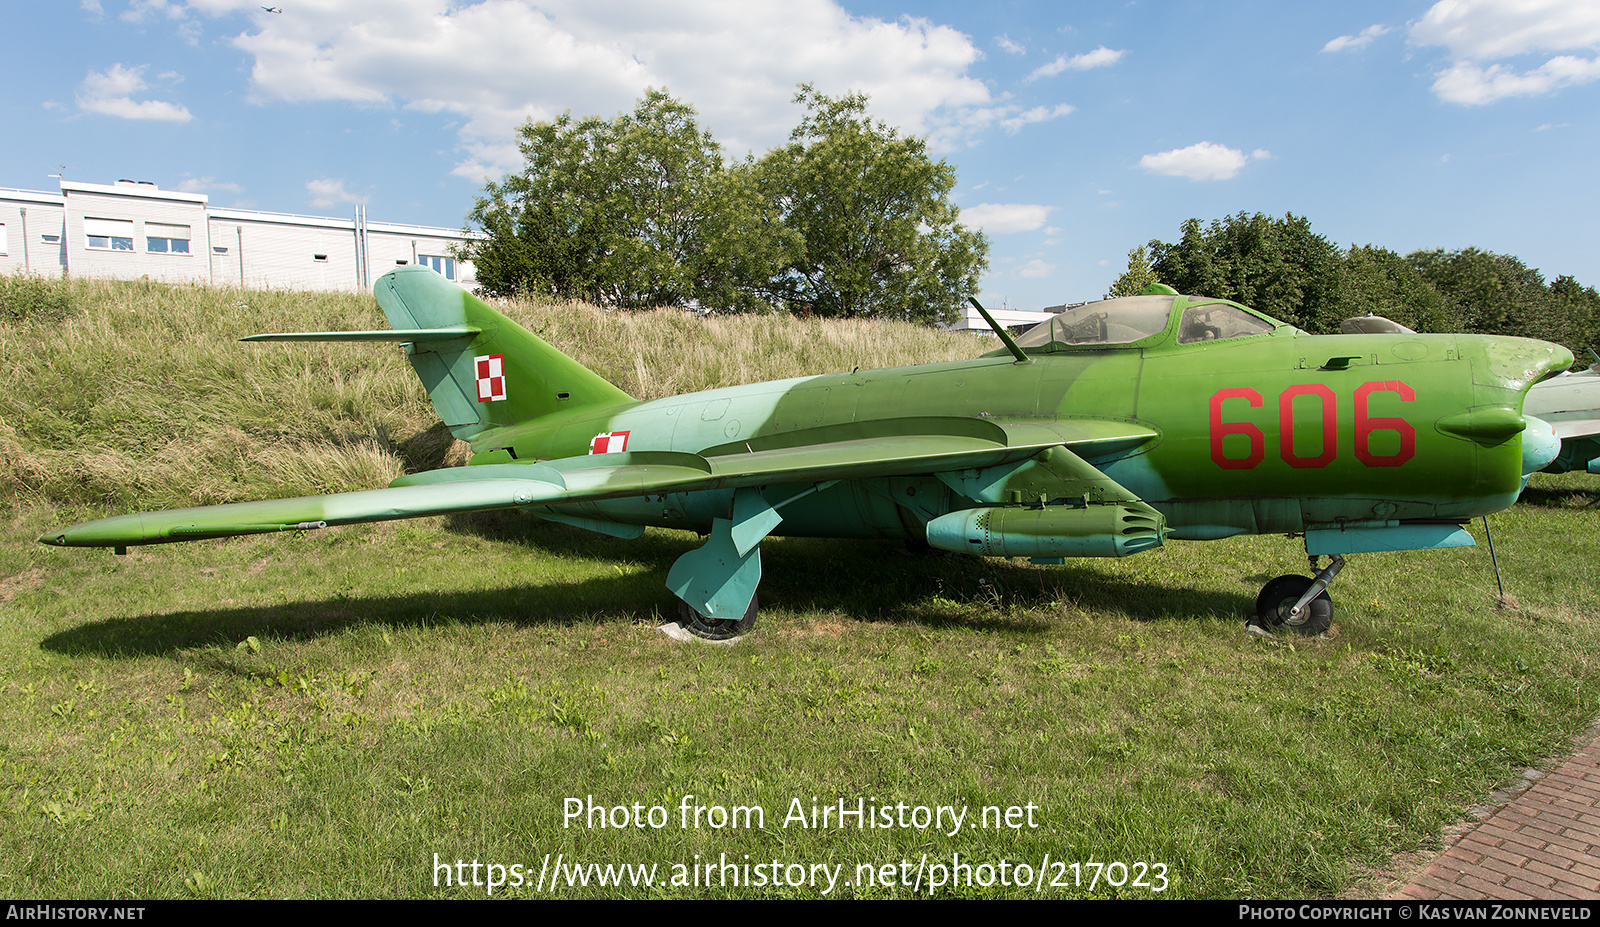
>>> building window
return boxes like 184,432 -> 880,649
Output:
313,254 -> 328,262
85,218 -> 134,251
213,246 -> 228,255
420,254 -> 456,280
394,259 -> 408,265
0,223 -> 7,256
146,222 -> 191,255
41,233 -> 60,244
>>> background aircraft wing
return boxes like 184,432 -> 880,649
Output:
40,417 -> 1157,548
1525,369 -> 1600,473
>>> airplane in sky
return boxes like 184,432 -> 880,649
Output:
40,267 -> 1581,640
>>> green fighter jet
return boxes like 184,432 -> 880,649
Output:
40,267 -> 1582,640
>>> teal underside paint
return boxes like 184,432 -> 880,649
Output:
1304,523 -> 1475,556
1520,415 -> 1561,475
934,461 -> 1033,503
535,510 -> 645,539
665,517 -> 762,620
730,487 -> 783,556
1541,435 -> 1600,474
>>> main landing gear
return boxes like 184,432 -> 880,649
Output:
677,594 -> 758,642
1251,554 -> 1345,637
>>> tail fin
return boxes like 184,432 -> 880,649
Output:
247,267 -> 633,441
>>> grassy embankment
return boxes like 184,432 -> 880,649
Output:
1,273 -> 1597,898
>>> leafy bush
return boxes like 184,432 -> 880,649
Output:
0,272 -> 76,323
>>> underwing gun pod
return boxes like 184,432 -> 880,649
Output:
43,270 -> 1576,639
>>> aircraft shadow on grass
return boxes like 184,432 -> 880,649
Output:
40,526 -> 1257,660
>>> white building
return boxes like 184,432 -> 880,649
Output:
0,179 -> 476,291
945,302 -> 1057,335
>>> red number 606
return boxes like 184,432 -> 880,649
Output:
1209,381 -> 1414,470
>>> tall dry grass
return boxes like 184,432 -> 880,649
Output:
1,274 -> 990,510
500,296 -> 993,400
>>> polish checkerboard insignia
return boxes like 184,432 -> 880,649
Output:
475,354 -> 506,402
589,431 -> 630,454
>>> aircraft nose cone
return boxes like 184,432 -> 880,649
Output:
1520,414 -> 1560,477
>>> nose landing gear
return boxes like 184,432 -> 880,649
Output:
1251,553 -> 1345,637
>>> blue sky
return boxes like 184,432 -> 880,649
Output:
6,0 -> 1599,311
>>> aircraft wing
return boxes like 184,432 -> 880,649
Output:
40,417 -> 1158,548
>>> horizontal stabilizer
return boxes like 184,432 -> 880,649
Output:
241,327 -> 479,343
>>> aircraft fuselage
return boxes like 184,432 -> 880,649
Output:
476,311 -> 1568,545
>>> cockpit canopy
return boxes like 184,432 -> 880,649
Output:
1006,294 -> 1286,353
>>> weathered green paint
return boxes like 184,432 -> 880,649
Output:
41,267 -> 1591,630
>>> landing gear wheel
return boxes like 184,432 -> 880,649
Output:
677,594 -> 758,641
1253,575 -> 1332,636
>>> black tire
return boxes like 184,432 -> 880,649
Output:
1253,574 -> 1332,636
678,594 -> 758,641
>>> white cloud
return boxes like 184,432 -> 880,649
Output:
1138,142 -> 1264,181
76,64 -> 193,121
996,34 -> 1025,55
176,175 -> 244,193
1411,0 -> 1600,104
1018,259 -> 1054,278
1322,24 -> 1389,53
183,0 -> 996,176
122,0 -> 187,22
1025,46 -> 1125,81
1429,55 -> 1600,104
306,178 -> 368,207
1411,0 -> 1600,59
999,103 -> 1074,134
961,203 -> 1053,234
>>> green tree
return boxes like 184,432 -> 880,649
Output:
1133,213 -> 1600,357
1408,247 -> 1548,338
1408,248 -> 1600,356
1107,245 -> 1159,297
1338,245 -> 1457,333
1547,274 -> 1600,360
462,90 -> 791,310
1147,212 -> 1346,332
756,85 -> 988,324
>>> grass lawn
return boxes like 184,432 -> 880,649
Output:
3,275 -> 1597,898
3,474 -> 1596,898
